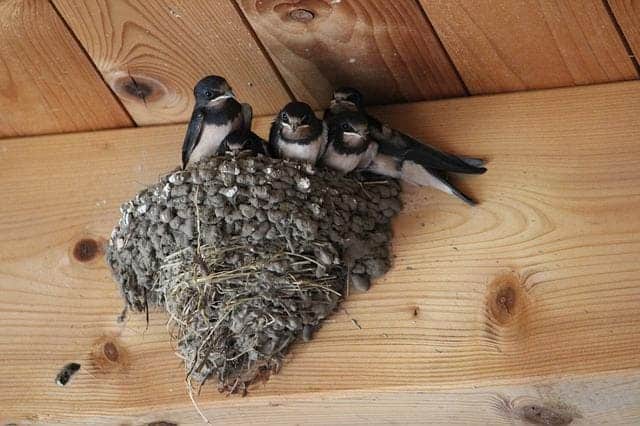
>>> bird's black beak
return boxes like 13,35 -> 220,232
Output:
291,123 -> 298,132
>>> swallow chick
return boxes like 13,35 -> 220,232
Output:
181,75 -> 248,169
269,102 -> 327,164
325,87 -> 485,204
322,112 -> 377,173
326,87 -> 487,172
219,102 -> 268,156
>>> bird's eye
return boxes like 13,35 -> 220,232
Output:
281,112 -> 288,122
341,122 -> 350,131
204,90 -> 213,98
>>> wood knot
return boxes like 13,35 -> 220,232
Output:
496,286 -> 516,316
111,72 -> 165,105
487,273 -> 528,326
90,336 -> 128,374
289,8 -> 315,22
520,404 -> 573,425
73,238 -> 99,262
103,341 -> 119,362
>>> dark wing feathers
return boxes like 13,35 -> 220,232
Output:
366,113 -> 486,175
182,108 -> 205,169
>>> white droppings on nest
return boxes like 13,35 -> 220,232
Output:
296,176 -> 311,192
219,186 -> 238,198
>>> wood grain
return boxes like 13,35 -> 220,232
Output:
1,82 -> 640,423
52,0 -> 292,125
0,0 -> 132,138
420,0 -> 639,94
608,0 -> 640,59
2,373 -> 639,424
237,0 -> 466,109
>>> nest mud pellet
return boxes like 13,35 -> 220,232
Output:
107,152 -> 402,393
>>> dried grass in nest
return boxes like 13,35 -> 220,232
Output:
156,242 -> 343,394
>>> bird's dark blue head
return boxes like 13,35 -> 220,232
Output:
194,75 -> 234,104
329,111 -> 368,147
331,87 -> 364,109
278,101 -> 318,131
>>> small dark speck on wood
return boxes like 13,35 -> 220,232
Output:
351,318 -> 362,329
55,362 -> 81,386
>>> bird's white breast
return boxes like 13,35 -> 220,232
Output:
322,144 -> 363,173
278,135 -> 324,163
188,116 -> 241,165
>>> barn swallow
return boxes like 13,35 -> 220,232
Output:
321,112 -> 377,173
325,87 -> 485,204
325,87 -> 487,173
367,154 -> 477,205
181,75 -> 246,168
219,102 -> 269,155
268,102 -> 327,164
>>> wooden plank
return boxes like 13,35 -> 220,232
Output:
2,372 -> 639,424
52,0 -> 292,125
608,0 -> 640,59
1,81 -> 640,423
420,0 -> 639,94
237,0 -> 466,109
0,0 -> 132,138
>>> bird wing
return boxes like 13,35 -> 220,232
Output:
367,113 -> 486,175
268,121 -> 281,158
357,141 -> 379,169
181,107 -> 205,168
401,161 -> 477,206
364,153 -> 402,179
240,103 -> 253,135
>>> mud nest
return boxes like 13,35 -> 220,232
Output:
107,152 -> 402,393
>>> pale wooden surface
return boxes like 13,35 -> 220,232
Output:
609,0 -> 640,59
420,0 -> 639,94
53,0 -> 292,125
0,0 -> 132,138
237,0 -> 466,109
1,82 -> 640,424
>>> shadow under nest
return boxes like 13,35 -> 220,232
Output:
107,151 -> 402,394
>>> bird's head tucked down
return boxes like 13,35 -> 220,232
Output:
194,75 -> 235,106
276,102 -> 320,140
329,87 -> 364,114
328,112 -> 370,154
